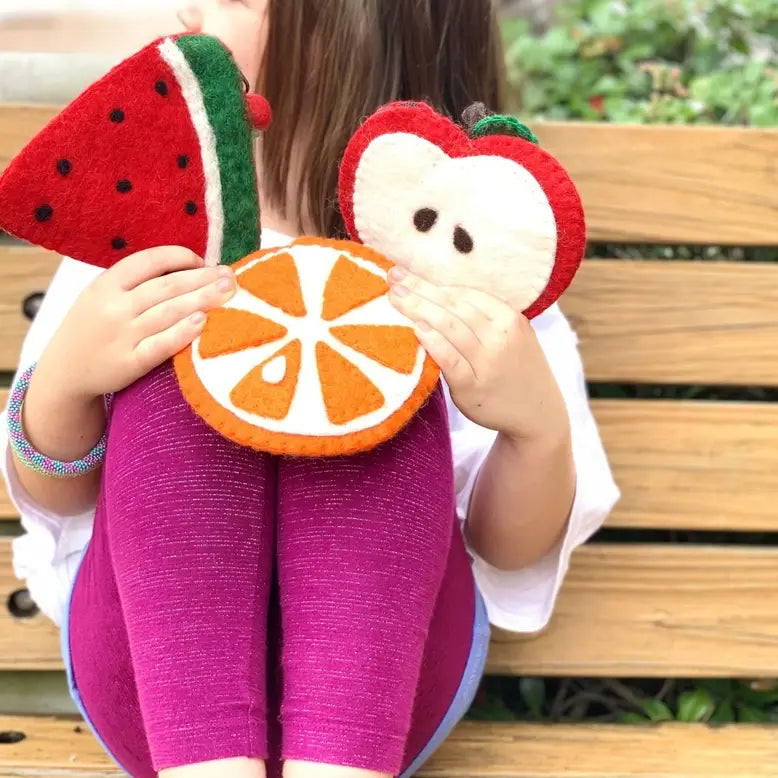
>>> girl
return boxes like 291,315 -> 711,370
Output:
2,1 -> 619,777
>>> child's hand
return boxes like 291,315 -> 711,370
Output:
388,267 -> 569,442
40,247 -> 236,401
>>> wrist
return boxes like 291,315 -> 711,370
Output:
500,411 -> 571,455
21,363 -> 107,463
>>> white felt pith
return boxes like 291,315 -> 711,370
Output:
158,38 -> 225,267
352,132 -> 558,313
190,243 -> 426,436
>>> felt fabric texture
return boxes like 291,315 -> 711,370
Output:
174,35 -> 260,266
471,114 -> 539,144
339,101 -> 586,321
174,238 -> 440,457
66,362 -> 480,777
0,34 -> 261,270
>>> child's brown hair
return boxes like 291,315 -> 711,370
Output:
261,0 -> 506,238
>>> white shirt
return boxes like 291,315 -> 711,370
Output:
1,229 -> 620,633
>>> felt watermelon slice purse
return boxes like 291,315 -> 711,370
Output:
0,35 -> 586,458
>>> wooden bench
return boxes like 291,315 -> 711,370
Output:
2,103 -> 778,776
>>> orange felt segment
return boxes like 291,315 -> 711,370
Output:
238,251 -> 307,317
321,255 -> 388,322
315,341 -> 385,425
330,324 -> 419,375
198,307 -> 288,359
230,339 -> 302,419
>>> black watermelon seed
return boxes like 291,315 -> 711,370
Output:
453,226 -> 474,254
178,155 -> 189,169
116,179 -> 133,194
112,237 -> 127,250
110,108 -> 125,123
185,201 -> 198,216
413,208 -> 438,233
35,204 -> 53,222
155,80 -> 169,96
56,159 -> 72,177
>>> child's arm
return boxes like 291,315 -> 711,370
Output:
7,247 -> 235,515
466,422 -> 574,571
389,268 -> 607,572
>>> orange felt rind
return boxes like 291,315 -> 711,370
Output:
174,238 -> 440,457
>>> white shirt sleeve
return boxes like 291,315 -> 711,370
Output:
1,257 -> 103,627
448,303 -> 620,634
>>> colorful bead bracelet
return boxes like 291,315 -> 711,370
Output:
7,364 -> 108,478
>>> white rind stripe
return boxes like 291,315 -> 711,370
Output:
158,38 -> 224,266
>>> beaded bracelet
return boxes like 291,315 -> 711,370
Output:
7,363 -> 109,478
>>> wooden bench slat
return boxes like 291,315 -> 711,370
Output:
6,393 -> 778,532
6,252 -> 778,384
421,721 -> 778,777
5,538 -> 778,676
0,248 -> 61,374
536,122 -> 778,246
1,717 -> 776,777
490,544 -> 778,677
3,108 -> 777,246
0,715 -> 115,777
565,259 -> 778,385
0,539 -> 61,672
601,399 -> 778,531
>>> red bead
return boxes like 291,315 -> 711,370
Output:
246,93 -> 273,131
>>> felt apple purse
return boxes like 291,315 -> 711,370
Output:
0,35 -> 585,458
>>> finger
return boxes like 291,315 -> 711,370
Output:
112,246 -> 204,290
414,322 -> 475,387
133,312 -> 207,374
131,265 -> 233,314
389,267 -> 492,334
131,275 -> 236,342
389,285 -> 481,363
454,285 -> 518,325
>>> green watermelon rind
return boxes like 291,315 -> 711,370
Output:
161,35 -> 260,266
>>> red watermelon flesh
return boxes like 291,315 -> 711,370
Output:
0,37 -> 212,269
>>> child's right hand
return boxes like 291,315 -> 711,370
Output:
40,246 -> 236,400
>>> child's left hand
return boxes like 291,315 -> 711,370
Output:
388,266 -> 570,443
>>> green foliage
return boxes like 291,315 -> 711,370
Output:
468,677 -> 778,723
503,0 -> 778,126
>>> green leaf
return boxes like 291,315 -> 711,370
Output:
620,712 -> 648,723
698,679 -> 735,700
467,693 -> 518,722
519,678 -> 546,718
737,704 -> 771,723
710,700 -> 736,723
678,690 -> 716,722
640,698 -> 674,722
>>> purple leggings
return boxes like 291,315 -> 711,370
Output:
63,363 -> 489,776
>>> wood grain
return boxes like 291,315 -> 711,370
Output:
600,399 -> 778,531
0,248 -> 61,374
420,721 -> 778,777
3,107 -> 777,246
0,11 -> 179,55
489,544 -> 778,677
536,122 -> 778,246
1,717 -> 777,777
564,259 -> 778,385
5,539 -> 778,676
0,106 -> 57,174
0,540 -> 61,672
